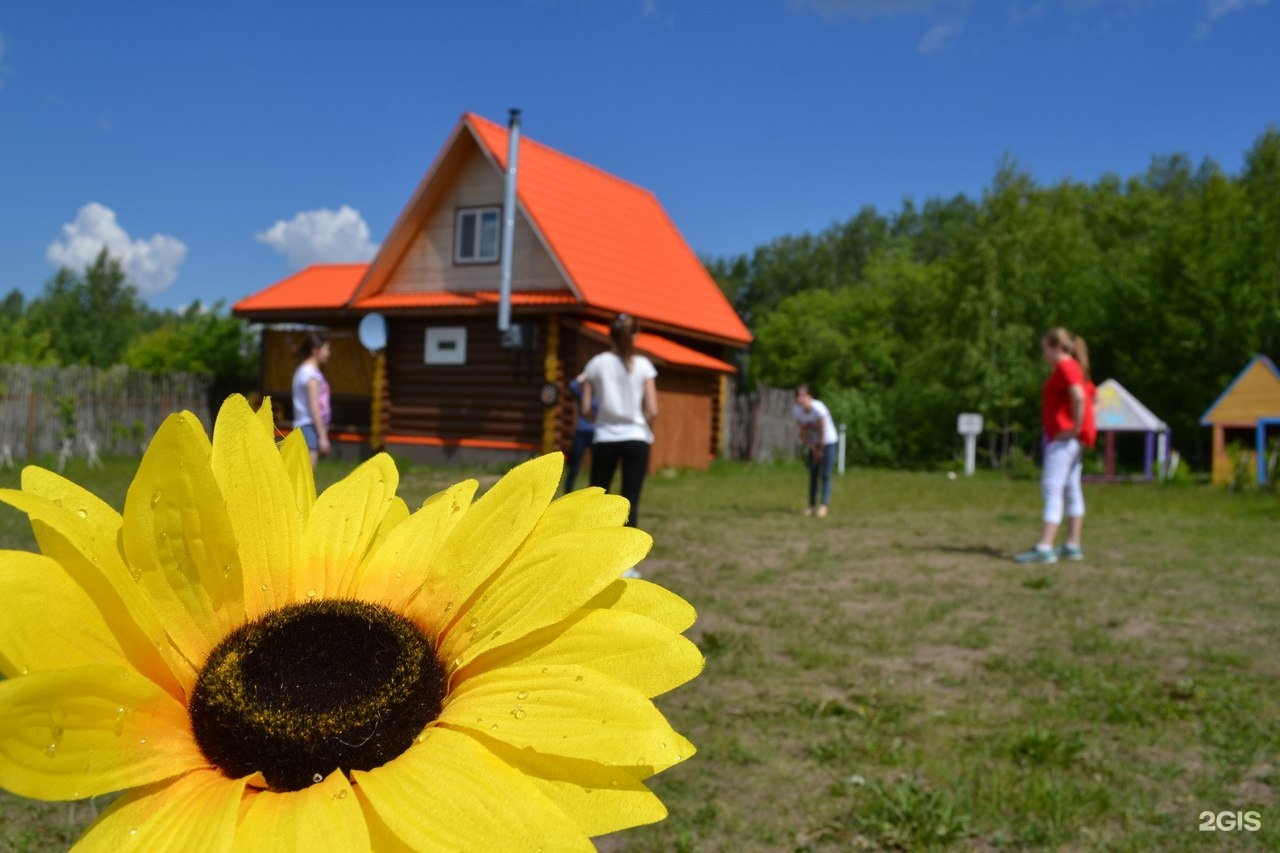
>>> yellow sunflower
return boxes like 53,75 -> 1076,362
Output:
0,395 -> 701,850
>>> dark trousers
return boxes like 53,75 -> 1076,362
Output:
808,442 -> 837,507
589,440 -> 651,528
564,428 -> 594,492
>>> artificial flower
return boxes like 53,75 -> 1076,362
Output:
0,395 -> 701,850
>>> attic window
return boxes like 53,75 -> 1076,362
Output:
455,207 -> 501,264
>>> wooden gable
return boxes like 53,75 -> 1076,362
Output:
1201,356 -> 1280,426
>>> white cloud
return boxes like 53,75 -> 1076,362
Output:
918,19 -> 963,51
795,0 -> 934,18
1206,0 -> 1267,18
256,205 -> 379,269
45,202 -> 187,295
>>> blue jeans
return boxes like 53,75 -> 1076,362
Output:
299,423 -> 320,451
564,428 -> 594,491
808,442 -> 837,507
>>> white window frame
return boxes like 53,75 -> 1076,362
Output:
424,326 -> 468,365
454,207 -> 502,265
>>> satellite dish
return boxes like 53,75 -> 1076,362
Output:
357,313 -> 387,352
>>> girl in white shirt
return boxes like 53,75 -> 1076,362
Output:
581,314 -> 658,529
290,332 -> 332,467
794,384 -> 837,517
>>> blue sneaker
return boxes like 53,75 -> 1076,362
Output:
1014,546 -> 1058,564
1058,544 -> 1084,561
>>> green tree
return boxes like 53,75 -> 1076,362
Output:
26,250 -> 144,367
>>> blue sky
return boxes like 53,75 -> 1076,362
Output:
0,0 -> 1276,310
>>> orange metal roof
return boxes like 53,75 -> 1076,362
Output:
466,114 -> 752,345
233,264 -> 367,313
581,321 -> 736,374
355,290 -> 577,310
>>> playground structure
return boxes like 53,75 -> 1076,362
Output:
1090,379 -> 1171,481
1199,355 -> 1280,486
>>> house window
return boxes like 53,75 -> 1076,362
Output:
455,207 -> 501,264
425,326 -> 467,365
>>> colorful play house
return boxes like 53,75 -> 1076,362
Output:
1091,378 -> 1170,481
234,112 -> 752,469
1200,355 -> 1280,486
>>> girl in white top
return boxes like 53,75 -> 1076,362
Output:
794,384 -> 838,517
290,331 -> 332,467
581,314 -> 658,530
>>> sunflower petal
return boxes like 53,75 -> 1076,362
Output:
122,412 -> 245,670
358,480 -> 477,615
439,526 -> 651,667
474,732 -> 668,837
462,609 -> 704,698
410,454 -> 561,631
0,663 -> 206,800
530,488 -> 630,539
0,490 -> 187,698
440,664 -> 694,773
73,770 -> 245,852
279,429 -> 316,527
236,770 -> 370,852
352,726 -> 592,852
20,467 -> 122,537
210,394 -> 301,618
298,453 -> 398,599
592,578 -> 698,634
254,398 -> 276,439
0,551 -> 126,678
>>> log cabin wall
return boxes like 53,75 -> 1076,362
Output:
385,315 -> 546,449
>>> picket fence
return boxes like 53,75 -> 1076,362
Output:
0,365 -> 212,464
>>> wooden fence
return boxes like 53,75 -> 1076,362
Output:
0,365 -> 212,462
725,381 -> 801,462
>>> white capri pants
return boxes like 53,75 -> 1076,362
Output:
1042,437 -> 1085,524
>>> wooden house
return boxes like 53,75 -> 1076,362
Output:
1199,355 -> 1280,485
233,113 -> 752,469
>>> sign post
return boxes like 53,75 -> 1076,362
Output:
957,413 -> 984,477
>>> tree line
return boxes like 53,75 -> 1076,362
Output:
708,129 -> 1280,470
0,249 -> 259,402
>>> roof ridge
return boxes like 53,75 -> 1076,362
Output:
464,112 -> 658,201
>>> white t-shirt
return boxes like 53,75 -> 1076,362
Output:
794,399 -> 838,445
583,352 -> 657,444
292,363 -> 329,428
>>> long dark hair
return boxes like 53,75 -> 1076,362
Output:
610,314 -> 637,370
294,331 -> 328,361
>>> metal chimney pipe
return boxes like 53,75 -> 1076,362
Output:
497,108 -> 521,338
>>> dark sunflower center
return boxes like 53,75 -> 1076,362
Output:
189,599 -> 446,791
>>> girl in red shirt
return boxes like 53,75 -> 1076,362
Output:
1016,328 -> 1097,564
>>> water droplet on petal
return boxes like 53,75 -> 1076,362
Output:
610,780 -> 620,788
113,708 -> 127,736
575,675 -> 584,682
222,565 -> 232,577
129,568 -> 143,583
306,589 -> 317,599
44,743 -> 57,758
511,706 -> 527,719
516,691 -> 529,700
138,737 -> 146,745
394,571 -> 403,579
490,723 -> 499,731
334,788 -> 348,800
312,773 -> 323,784
376,479 -> 385,487
129,828 -> 138,836
260,583 -> 268,592
150,491 -> 161,508
443,601 -> 454,612
76,508 -> 88,519
468,617 -> 478,629
18,666 -> 29,676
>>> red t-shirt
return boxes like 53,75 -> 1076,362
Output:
1042,358 -> 1097,448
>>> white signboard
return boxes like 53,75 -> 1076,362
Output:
957,413 -> 984,436
957,413 -> 983,477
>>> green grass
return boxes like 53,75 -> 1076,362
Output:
2,456 -> 1279,850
